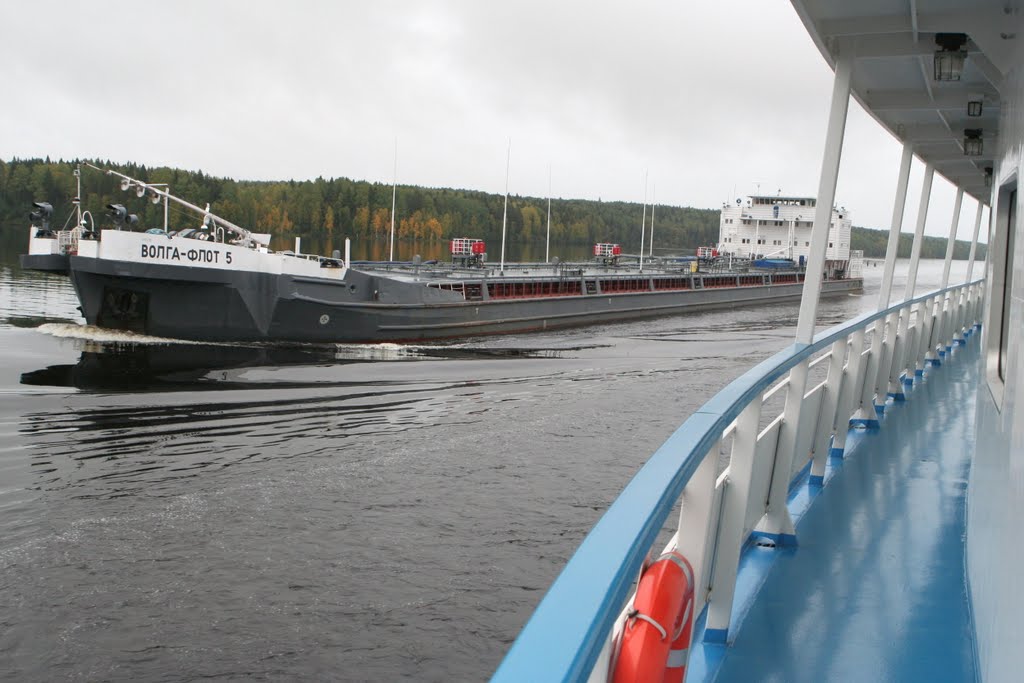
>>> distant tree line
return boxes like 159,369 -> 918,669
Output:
851,225 -> 986,261
0,157 -> 985,260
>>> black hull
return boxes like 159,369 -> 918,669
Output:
69,257 -> 862,343
19,253 -> 71,274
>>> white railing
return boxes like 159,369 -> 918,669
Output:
493,277 -> 985,682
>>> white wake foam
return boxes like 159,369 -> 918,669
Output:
36,323 -> 203,345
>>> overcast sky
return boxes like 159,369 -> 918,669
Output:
0,0 -> 987,242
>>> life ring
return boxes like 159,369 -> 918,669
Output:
611,551 -> 694,683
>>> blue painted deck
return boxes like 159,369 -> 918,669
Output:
698,339 -> 980,683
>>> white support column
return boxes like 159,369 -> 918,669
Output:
932,188 -> 963,359
898,163 -> 934,382
864,141 -> 913,416
964,202 -> 985,331
759,54 -> 852,540
705,400 -> 762,641
955,203 -> 983,341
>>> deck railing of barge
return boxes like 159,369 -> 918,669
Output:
492,276 -> 985,682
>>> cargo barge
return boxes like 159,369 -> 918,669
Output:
20,166 -> 863,343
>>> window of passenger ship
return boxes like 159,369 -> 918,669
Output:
988,182 -> 1017,409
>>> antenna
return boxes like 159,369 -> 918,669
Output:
546,164 -> 552,263
500,138 -> 511,273
649,183 -> 656,257
639,170 -> 648,272
389,139 -> 398,262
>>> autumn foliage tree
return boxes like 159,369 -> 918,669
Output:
0,157 -> 987,259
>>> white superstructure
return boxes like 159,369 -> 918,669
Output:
718,194 -> 852,261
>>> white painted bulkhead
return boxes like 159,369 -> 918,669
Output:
968,37 -> 1024,683
718,195 -> 852,260
91,229 -> 349,280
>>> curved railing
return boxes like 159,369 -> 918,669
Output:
492,277 -> 985,682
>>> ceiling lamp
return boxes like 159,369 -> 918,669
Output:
985,166 -> 993,187
967,96 -> 983,117
964,129 -> 983,156
934,33 -> 968,81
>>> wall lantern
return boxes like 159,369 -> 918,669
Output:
963,128 -> 983,156
934,33 -> 968,81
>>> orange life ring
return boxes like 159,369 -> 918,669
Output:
611,551 -> 694,683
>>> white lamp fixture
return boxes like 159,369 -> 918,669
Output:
963,129 -> 983,156
934,33 -> 968,81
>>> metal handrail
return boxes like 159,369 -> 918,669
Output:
492,277 -> 985,682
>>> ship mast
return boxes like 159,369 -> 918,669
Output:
546,164 -> 552,263
639,170 -> 648,272
500,139 -> 511,273
649,183 -> 656,257
389,139 -> 398,262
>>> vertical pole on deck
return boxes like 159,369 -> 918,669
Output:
640,171 -> 648,272
966,202 -> 983,281
932,188 -> 964,357
899,164 -> 934,379
649,184 -> 656,258
758,54 -> 852,542
880,143 -> 914,309
546,165 -> 552,263
500,139 -> 511,273
889,163 -> 933,391
964,202 -> 985,330
864,141 -> 913,414
904,164 -> 934,301
390,139 -> 398,262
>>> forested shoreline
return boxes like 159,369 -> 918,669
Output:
0,158 -> 984,260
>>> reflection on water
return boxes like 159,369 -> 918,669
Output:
18,337 -> 598,391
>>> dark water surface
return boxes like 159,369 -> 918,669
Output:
0,238 -> 968,681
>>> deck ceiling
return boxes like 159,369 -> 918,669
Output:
791,0 -> 1022,202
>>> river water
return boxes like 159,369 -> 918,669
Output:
0,234 -> 972,681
